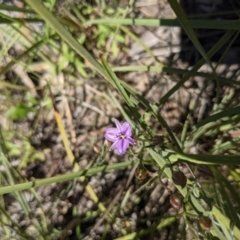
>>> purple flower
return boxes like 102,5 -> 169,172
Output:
104,120 -> 135,155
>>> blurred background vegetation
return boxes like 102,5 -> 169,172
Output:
1,0 -> 240,239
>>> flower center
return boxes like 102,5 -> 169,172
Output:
117,133 -> 126,139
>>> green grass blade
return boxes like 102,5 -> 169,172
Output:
120,26 -> 156,60
0,36 -> 51,76
210,166 -> 240,228
101,58 -> 145,129
169,152 -> 240,165
149,104 -> 182,152
195,106 -> 240,129
108,90 -> 133,125
168,0 -> 213,70
0,14 -> 43,24
0,147 -> 30,216
0,160 -> 136,195
115,217 -> 176,239
212,206 -> 240,240
86,18 -> 240,30
101,59 -> 134,108
0,4 -> 35,13
24,0 -> 112,86
113,65 -> 240,87
159,30 -> 235,105
148,149 -> 239,239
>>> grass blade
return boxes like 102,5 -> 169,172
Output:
86,18 -> 240,30
0,160 -> 136,195
159,30 -> 235,105
195,106 -> 240,129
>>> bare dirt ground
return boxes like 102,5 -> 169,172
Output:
1,0 -> 240,239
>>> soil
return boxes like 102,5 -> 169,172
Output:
1,0 -> 240,239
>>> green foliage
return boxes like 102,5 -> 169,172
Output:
1,0 -> 240,239
94,24 -> 125,56
5,140 -> 45,169
5,104 -> 34,120
3,130 -> 45,170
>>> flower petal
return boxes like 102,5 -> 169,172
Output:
121,122 -> 132,137
109,140 -> 119,151
105,128 -> 119,142
114,120 -> 123,132
127,137 -> 135,145
117,139 -> 129,155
